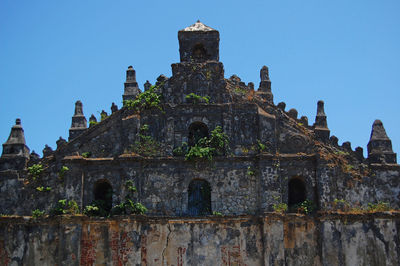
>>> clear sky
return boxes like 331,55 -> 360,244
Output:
1,0 -> 399,157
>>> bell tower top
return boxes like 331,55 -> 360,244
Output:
178,20 -> 220,63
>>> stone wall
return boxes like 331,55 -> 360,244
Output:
0,213 -> 399,266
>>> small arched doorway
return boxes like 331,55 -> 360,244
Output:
188,122 -> 209,146
188,179 -> 211,216
288,177 -> 306,207
94,179 -> 113,214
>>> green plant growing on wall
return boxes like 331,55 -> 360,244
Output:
272,195 -> 287,214
257,140 -> 267,152
247,166 -> 255,176
32,209 -> 45,218
368,201 -> 390,212
59,166 -> 69,178
111,180 -> 147,215
130,124 -> 161,156
81,152 -> 91,158
173,142 -> 188,156
185,93 -> 210,104
123,85 -> 163,112
83,204 -> 101,216
89,120 -> 98,127
51,199 -> 79,215
212,211 -> 222,216
27,164 -> 44,181
100,112 -> 108,121
83,200 -> 110,217
184,126 -> 229,161
233,87 -> 247,95
273,203 -> 288,214
292,199 -> 315,214
36,186 -> 51,192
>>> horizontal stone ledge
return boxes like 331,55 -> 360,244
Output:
61,153 -> 317,163
1,211 -> 399,225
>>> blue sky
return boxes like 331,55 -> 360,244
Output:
1,0 -> 399,157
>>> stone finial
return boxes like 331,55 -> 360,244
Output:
29,150 -> 40,163
277,102 -> 286,111
260,66 -> 269,81
111,102 -> 118,113
43,144 -> 53,158
342,141 -> 352,151
330,135 -> 339,146
69,100 -> 87,141
300,116 -> 308,126
257,66 -> 273,103
248,82 -> 254,91
89,114 -> 97,124
56,137 -> 67,150
1,118 -> 30,158
288,108 -> 298,119
144,80 -> 152,91
126,66 -> 136,82
355,147 -> 364,161
315,101 -> 327,127
100,110 -> 108,121
314,100 -> 330,141
123,66 -> 141,102
74,100 -> 84,116
367,120 -> 397,164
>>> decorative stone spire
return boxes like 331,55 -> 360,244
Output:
111,102 -> 118,113
144,80 -> 152,91
122,66 -> 141,101
257,66 -> 273,103
314,100 -> 330,141
69,100 -> 87,141
43,144 -> 53,157
1,118 -> 30,158
89,114 -> 97,127
56,137 -> 67,150
367,120 -> 397,164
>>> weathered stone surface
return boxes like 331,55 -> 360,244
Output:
0,21 -> 399,264
0,214 -> 399,265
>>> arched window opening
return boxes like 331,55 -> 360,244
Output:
188,179 -> 211,216
188,122 -> 209,147
94,179 -> 113,214
288,177 -> 306,207
192,43 -> 207,62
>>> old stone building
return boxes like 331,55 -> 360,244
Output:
0,21 -> 399,265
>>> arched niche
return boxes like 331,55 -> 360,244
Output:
192,43 -> 207,62
93,179 -> 113,214
188,179 -> 211,216
288,177 -> 306,207
188,122 -> 209,147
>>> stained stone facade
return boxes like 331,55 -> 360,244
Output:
0,21 -> 399,217
0,21 -> 400,265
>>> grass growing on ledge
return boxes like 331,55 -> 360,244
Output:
111,180 -> 147,215
185,93 -> 210,104
32,209 -> 45,218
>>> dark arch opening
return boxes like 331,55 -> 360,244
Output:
188,122 -> 209,147
192,43 -> 207,62
288,177 -> 306,207
188,179 -> 211,216
94,179 -> 113,214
